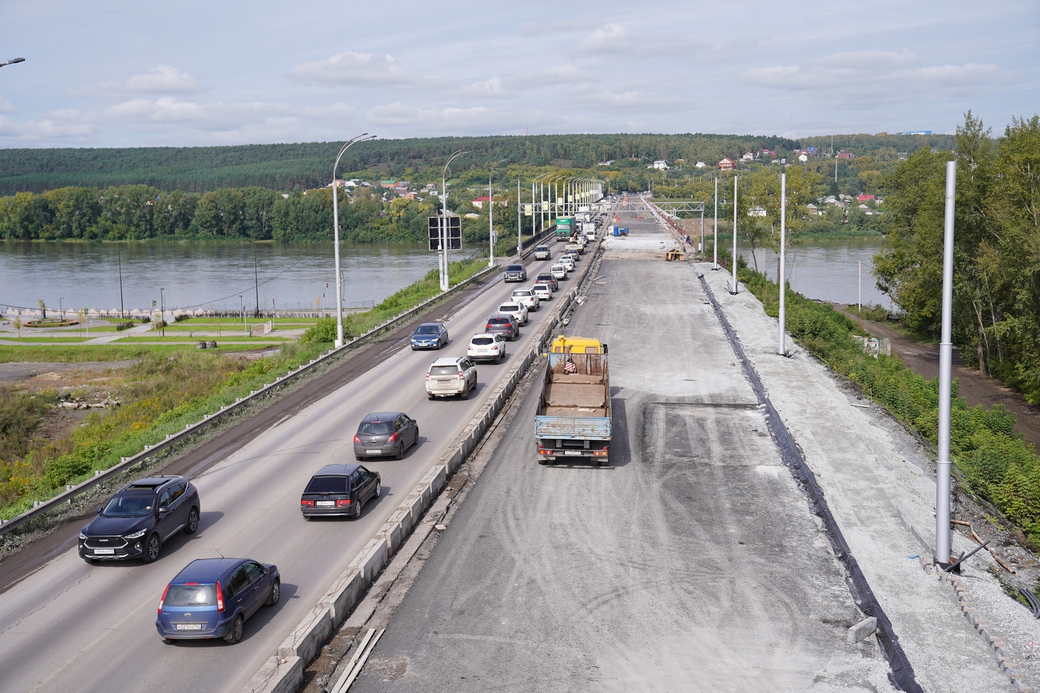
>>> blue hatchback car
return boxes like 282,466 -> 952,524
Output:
156,557 -> 280,644
409,322 -> 448,350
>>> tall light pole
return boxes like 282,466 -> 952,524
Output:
730,175 -> 739,294
936,160 -> 957,566
331,133 -> 377,347
0,57 -> 26,68
713,177 -> 719,270
440,150 -> 467,292
778,172 -> 787,356
515,177 -> 521,261
488,171 -> 495,268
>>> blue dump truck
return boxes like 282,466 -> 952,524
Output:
535,337 -> 611,465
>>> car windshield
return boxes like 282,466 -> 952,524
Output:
533,285 -> 548,291
500,304 -> 520,312
102,492 -> 153,517
471,337 -> 493,345
305,476 -> 348,493
488,318 -> 508,325
513,291 -> 531,296
415,325 -> 439,335
360,421 -> 392,435
537,275 -> 551,280
430,365 -> 460,376
506,265 -> 522,271
165,583 -> 217,607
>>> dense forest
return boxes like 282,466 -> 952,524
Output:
875,113 -> 1040,404
0,132 -> 946,195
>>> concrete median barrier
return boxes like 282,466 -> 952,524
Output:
245,243 -> 603,693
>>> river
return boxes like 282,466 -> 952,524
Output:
738,236 -> 896,311
0,242 -> 469,314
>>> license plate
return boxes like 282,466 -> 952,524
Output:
317,500 -> 335,507
175,623 -> 203,631
562,450 -> 583,456
367,449 -> 381,455
93,548 -> 115,555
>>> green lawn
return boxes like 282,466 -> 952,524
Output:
0,336 -> 95,343
0,343 -> 266,362
161,323 -> 307,334
173,317 -> 321,325
114,335 -> 291,343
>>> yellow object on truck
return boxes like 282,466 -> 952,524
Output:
548,336 -> 606,354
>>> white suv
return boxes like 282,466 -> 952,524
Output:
550,264 -> 567,280
511,288 -> 540,312
425,356 -> 477,399
497,301 -> 528,325
531,283 -> 552,301
467,333 -> 507,363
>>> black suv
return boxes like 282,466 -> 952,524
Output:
79,476 -> 200,564
503,264 -> 527,282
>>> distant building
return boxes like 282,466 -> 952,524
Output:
741,152 -> 754,162
806,203 -> 822,216
648,160 -> 669,170
836,151 -> 855,160
760,149 -> 776,159
856,193 -> 876,203
901,130 -> 934,135
598,160 -> 615,166
798,153 -> 809,163
747,206 -> 767,217
695,161 -> 706,169
718,158 -> 736,171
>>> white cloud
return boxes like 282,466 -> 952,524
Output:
290,51 -> 407,85
821,50 -> 915,68
368,102 -> 421,126
109,97 -> 207,121
124,65 -> 199,93
368,102 -> 496,129
463,77 -> 506,97
582,22 -> 625,51
904,63 -> 998,83
743,57 -> 1001,94
0,113 -> 95,141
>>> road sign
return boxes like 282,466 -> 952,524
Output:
524,204 -> 534,217
428,215 -> 462,251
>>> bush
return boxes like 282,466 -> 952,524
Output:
738,262 -> 1040,545
114,321 -> 135,331
301,317 -> 338,343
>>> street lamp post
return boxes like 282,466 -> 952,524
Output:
730,175 -> 739,294
713,177 -> 719,270
936,161 -> 957,566
778,173 -> 787,355
331,133 -> 377,347
440,150 -> 467,292
0,57 -> 26,68
160,287 -> 165,336
488,172 -> 495,269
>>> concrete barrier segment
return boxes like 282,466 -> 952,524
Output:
358,537 -> 389,582
276,604 -> 334,663
245,654 -> 304,693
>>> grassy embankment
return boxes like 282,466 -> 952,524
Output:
0,255 -> 491,520
722,252 -> 1040,545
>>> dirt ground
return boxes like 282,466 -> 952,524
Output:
835,306 -> 1040,451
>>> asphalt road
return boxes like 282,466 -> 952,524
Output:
0,248 -> 588,693
352,204 -> 892,691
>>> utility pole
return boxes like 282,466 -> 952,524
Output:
730,176 -> 739,294
515,177 -> 521,262
159,287 -> 165,336
778,173 -> 787,355
117,251 -> 125,319
713,177 -> 719,270
935,160 -> 957,566
857,261 -> 862,313
253,252 -> 260,317
699,206 -> 704,255
488,172 -> 495,268
530,182 -> 536,253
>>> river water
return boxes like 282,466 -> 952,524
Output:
0,237 -> 894,316
0,242 -> 467,314
738,237 -> 896,311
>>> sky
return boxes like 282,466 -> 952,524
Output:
1,0 -> 1037,148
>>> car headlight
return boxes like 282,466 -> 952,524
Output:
78,532 -> 87,541
124,529 -> 147,539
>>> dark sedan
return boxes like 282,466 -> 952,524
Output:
156,557 -> 280,644
300,464 -> 380,519
410,322 -> 448,350
79,475 -> 200,564
484,313 -> 520,341
353,411 -> 419,460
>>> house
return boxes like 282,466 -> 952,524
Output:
806,203 -> 822,216
718,158 -> 736,171
747,206 -> 767,217
798,153 -> 809,163
760,149 -> 776,159
695,161 -> 706,169
741,152 -> 755,162
598,160 -> 615,166
856,193 -> 876,203
836,151 -> 855,160
379,179 -> 397,189
648,160 -> 669,170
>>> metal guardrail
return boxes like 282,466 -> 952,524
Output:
0,229 -> 556,536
